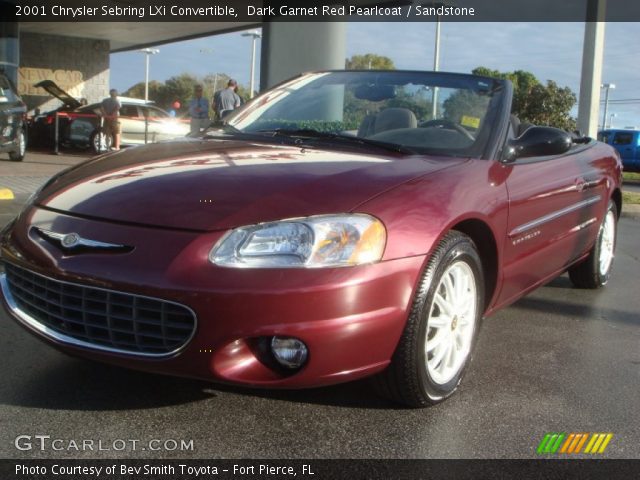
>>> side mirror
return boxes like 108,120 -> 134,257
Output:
504,126 -> 572,162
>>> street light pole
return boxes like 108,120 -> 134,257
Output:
241,30 -> 262,98
433,16 -> 441,72
431,16 -> 441,119
140,48 -> 159,101
601,83 -> 615,130
199,49 -> 216,99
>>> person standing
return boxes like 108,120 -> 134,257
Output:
189,84 -> 210,134
213,79 -> 242,120
100,88 -> 121,151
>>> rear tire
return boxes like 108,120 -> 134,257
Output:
568,200 -> 617,289
373,231 -> 484,407
8,128 -> 26,161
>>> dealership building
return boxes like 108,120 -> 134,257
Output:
1,3 -> 347,115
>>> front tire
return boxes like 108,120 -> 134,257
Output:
90,129 -> 111,154
568,200 -> 617,289
374,231 -> 484,407
8,128 -> 26,161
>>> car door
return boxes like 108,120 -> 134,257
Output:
0,74 -> 23,149
119,104 -> 144,144
612,131 -> 636,169
498,145 -> 605,305
141,106 -> 189,143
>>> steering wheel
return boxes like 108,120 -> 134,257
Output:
421,119 -> 476,141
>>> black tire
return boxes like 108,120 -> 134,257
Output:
90,129 -> 110,154
373,231 -> 484,407
8,128 -> 26,161
568,200 -> 618,289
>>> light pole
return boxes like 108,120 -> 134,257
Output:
431,16 -> 441,119
199,49 -> 218,99
420,1 -> 448,119
140,48 -> 159,101
241,30 -> 261,98
601,83 -> 615,130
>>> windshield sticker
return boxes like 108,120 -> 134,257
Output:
461,115 -> 481,129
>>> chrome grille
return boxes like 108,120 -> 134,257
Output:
2,263 -> 196,356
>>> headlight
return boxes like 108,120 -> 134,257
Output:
209,214 -> 386,268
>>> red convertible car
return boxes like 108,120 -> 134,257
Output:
0,71 -> 622,406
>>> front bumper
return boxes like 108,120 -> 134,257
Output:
0,206 -> 425,388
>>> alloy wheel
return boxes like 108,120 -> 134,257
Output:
425,260 -> 477,385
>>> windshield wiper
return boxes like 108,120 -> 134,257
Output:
203,124 -> 242,136
255,128 -> 415,154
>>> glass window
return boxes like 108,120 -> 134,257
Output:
0,74 -> 18,102
229,71 -> 505,157
613,133 -> 633,145
120,105 -> 139,118
144,106 -> 168,119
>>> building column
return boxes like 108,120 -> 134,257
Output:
577,0 -> 606,137
260,22 -> 347,90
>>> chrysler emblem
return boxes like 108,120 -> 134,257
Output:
61,233 -> 80,248
33,227 -> 131,252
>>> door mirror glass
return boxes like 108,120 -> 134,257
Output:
504,126 -> 572,162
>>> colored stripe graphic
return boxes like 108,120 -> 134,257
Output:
574,433 -> 589,453
537,433 -> 566,454
537,433 -> 552,454
584,433 -> 614,454
538,433 -> 613,454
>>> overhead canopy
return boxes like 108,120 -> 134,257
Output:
18,21 -> 260,52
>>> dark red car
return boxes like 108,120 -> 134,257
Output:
0,71 -> 622,406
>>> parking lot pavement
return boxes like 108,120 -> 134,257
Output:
0,151 -> 90,227
0,151 -> 639,459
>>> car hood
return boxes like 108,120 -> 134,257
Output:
35,139 -> 464,231
35,80 -> 82,110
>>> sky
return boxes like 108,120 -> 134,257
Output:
110,22 -> 640,129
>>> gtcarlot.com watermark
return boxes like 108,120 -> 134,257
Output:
14,435 -> 194,452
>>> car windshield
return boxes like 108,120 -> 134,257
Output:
227,71 -> 505,156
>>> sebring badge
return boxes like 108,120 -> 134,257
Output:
33,227 -> 131,252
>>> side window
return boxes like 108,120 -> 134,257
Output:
598,132 -> 610,143
120,105 -> 139,118
146,107 -> 167,119
0,76 -> 18,102
613,133 -> 633,145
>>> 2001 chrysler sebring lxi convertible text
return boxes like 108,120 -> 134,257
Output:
0,71 -> 622,406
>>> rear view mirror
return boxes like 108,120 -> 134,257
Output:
504,126 -> 572,162
354,84 -> 396,102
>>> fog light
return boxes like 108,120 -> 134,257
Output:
270,336 -> 308,369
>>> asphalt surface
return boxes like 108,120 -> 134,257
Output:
0,151 -> 639,459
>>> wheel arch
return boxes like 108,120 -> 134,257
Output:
451,218 -> 498,312
611,188 -> 622,219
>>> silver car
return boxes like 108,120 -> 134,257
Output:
32,80 -> 190,153
75,98 -> 191,153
